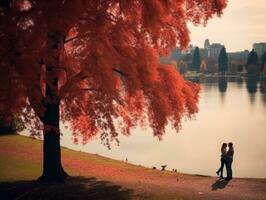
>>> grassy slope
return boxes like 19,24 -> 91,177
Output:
0,134 -> 266,200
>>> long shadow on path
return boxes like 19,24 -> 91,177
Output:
211,179 -> 229,191
0,176 -> 135,200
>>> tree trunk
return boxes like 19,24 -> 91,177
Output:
38,32 -> 68,182
38,102 -> 68,183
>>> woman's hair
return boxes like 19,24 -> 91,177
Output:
221,143 -> 227,149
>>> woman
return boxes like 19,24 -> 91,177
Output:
216,143 -> 227,179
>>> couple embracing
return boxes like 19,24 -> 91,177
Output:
216,142 -> 234,181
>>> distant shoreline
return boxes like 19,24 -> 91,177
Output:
183,72 -> 266,80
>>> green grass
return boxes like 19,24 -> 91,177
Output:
0,135 -> 157,199
0,155 -> 41,182
0,134 -> 143,181
0,135 -> 42,182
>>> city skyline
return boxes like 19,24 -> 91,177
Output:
188,0 -> 266,52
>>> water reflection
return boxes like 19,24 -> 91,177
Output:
218,77 -> 227,103
236,77 -> 244,89
260,78 -> 266,104
246,77 -> 259,104
188,76 -> 266,105
218,77 -> 228,93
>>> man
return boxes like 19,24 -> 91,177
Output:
226,142 -> 234,180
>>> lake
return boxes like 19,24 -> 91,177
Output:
21,76 -> 266,178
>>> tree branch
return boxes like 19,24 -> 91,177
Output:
83,88 -> 98,92
59,71 -> 88,98
64,36 -> 78,44
28,95 -> 45,122
112,68 -> 126,77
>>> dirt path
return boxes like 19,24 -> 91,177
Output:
0,135 -> 266,200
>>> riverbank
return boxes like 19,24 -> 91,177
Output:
1,134 -> 266,200
183,71 -> 266,80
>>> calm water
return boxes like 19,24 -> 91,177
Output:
22,77 -> 266,178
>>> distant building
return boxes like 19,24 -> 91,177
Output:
182,45 -> 207,60
204,39 -> 210,49
160,47 -> 182,64
202,39 -> 224,58
253,43 -> 266,58
228,50 -> 249,61
199,48 -> 208,59
170,48 -> 182,61
228,50 -> 249,73
189,48 -> 208,59
207,43 -> 224,58
182,44 -> 195,55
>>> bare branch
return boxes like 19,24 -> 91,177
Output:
64,36 -> 78,44
79,17 -> 95,22
28,95 -> 45,122
82,88 -> 98,92
112,68 -> 126,77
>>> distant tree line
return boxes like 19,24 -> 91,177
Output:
174,46 -> 266,76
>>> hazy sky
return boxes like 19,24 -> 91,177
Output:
188,0 -> 266,52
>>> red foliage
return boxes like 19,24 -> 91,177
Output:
0,1 -> 227,145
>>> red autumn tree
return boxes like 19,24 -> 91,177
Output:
0,0 -> 227,182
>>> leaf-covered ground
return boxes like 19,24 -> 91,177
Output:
0,134 -> 266,200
